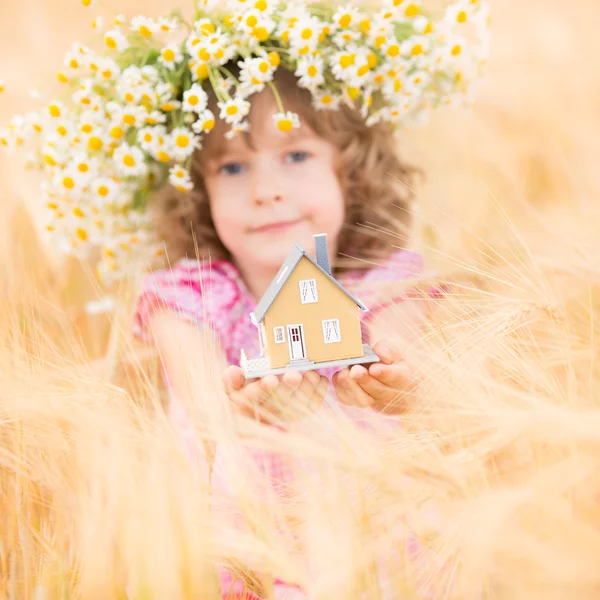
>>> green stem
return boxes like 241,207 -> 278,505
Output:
217,66 -> 240,85
266,81 -> 285,113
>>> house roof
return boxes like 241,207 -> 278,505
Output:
250,242 -> 368,325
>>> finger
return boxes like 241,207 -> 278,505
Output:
334,368 -> 372,408
350,366 -> 406,411
260,374 -> 280,394
367,361 -> 414,387
371,341 -> 403,365
223,365 -> 246,394
293,371 -> 322,414
282,369 -> 303,390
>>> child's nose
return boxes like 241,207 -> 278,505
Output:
250,162 -> 284,206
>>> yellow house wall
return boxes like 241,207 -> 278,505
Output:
263,257 -> 364,369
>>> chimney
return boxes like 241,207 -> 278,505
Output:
314,233 -> 331,275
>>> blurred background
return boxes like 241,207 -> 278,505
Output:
1,0 -> 600,598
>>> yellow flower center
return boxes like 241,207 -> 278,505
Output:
98,185 -> 109,197
277,118 -> 293,132
188,95 -> 199,106
301,28 -> 313,40
81,124 -> 93,134
175,135 -> 189,148
347,87 -> 360,99
387,44 -> 400,57
203,119 -> 215,131
321,95 -> 332,104
308,65 -> 318,77
57,72 -> 69,83
253,26 -> 269,41
411,44 -> 423,56
375,35 -> 386,48
340,54 -> 355,68
163,49 -> 175,61
123,155 -> 135,167
63,177 -> 75,189
394,79 -> 402,92
157,150 -> 170,162
57,126 -> 68,137
424,22 -> 433,34
200,23 -> 215,34
339,14 -> 352,28
76,228 -> 88,241
110,126 -> 124,139
357,65 -> 370,77
106,37 -> 117,49
226,105 -> 238,116
44,155 -> 57,166
78,163 -> 89,172
405,4 -> 419,17
88,137 -> 103,151
139,25 -> 152,37
451,44 -> 462,56
457,10 -> 467,23
255,0 -> 267,10
246,15 -> 258,27
268,51 -> 280,67
73,206 -> 85,218
49,105 -> 61,118
358,19 -> 371,34
123,115 -> 136,126
195,64 -> 209,80
198,48 -> 210,62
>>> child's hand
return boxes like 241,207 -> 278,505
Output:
332,342 -> 417,414
223,366 -> 329,425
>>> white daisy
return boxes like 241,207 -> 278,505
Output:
182,84 -> 208,113
168,165 -> 194,192
225,120 -> 250,140
312,91 -> 342,111
158,44 -> 183,70
295,56 -> 325,89
217,98 -> 251,125
104,29 -> 129,52
91,177 -> 121,203
137,125 -> 167,152
114,144 -> 148,177
191,109 -> 216,134
170,127 -> 201,160
130,16 -> 158,39
273,111 -> 300,132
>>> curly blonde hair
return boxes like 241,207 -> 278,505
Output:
150,68 -> 419,275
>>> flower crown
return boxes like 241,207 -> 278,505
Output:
0,0 -> 490,284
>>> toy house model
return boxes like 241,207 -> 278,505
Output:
240,233 -> 379,379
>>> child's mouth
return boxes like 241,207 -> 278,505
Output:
251,218 -> 303,234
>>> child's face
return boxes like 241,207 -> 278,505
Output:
202,93 -> 345,280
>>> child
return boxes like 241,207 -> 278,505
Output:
134,65 -> 431,423
133,70 -> 436,597
2,2 -> 489,596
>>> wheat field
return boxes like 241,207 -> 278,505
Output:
1,0 -> 600,598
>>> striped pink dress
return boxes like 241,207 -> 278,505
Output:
133,248 -> 442,599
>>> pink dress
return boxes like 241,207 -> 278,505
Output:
133,249 -> 443,599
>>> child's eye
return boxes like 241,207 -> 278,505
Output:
284,151 -> 311,164
218,162 -> 245,175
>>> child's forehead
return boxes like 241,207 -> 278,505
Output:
202,115 -> 318,159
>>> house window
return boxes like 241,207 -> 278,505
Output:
322,319 -> 341,344
274,326 -> 285,344
299,279 -> 318,304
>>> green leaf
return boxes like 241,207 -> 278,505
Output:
394,22 -> 415,43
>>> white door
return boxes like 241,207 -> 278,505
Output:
287,324 -> 306,361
